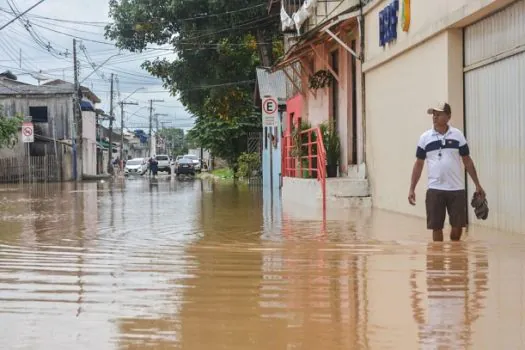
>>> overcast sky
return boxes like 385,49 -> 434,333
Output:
0,0 -> 195,131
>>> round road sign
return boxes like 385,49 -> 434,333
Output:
23,127 -> 33,136
262,97 -> 277,115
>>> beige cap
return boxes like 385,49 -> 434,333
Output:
427,102 -> 451,115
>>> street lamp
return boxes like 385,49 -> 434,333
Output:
119,87 -> 145,161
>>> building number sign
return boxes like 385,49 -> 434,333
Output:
379,0 -> 410,47
379,0 -> 399,47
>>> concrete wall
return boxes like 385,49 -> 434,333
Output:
363,0 -> 516,69
82,111 -> 97,176
362,0 -> 513,217
82,140 -> 97,176
365,31 -> 463,217
82,111 -> 96,141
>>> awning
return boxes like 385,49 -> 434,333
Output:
272,7 -> 361,71
80,99 -> 95,112
98,140 -> 110,149
97,141 -> 108,150
254,67 -> 287,105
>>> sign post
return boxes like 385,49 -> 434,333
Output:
22,121 -> 33,183
262,96 -> 279,196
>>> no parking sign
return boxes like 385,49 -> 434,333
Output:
22,122 -> 34,143
262,96 -> 278,127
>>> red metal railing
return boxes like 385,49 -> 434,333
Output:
282,127 -> 326,217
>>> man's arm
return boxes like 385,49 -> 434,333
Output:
458,133 -> 485,197
410,159 -> 424,191
408,159 -> 424,205
462,155 -> 485,195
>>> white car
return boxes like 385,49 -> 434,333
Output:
183,154 -> 201,172
124,158 -> 148,176
154,154 -> 172,174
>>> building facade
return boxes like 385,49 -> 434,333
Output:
0,77 -> 102,179
362,0 -> 524,233
273,0 -> 367,177
270,0 -> 372,212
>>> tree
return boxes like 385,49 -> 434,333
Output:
187,112 -> 260,171
157,127 -> 185,156
0,107 -> 22,149
105,0 -> 281,169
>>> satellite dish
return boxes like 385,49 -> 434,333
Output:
30,71 -> 51,85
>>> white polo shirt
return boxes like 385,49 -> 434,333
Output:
416,126 -> 469,191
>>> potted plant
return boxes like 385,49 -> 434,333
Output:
320,120 -> 340,178
308,69 -> 335,90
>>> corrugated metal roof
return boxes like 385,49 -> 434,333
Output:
0,78 -> 74,95
256,67 -> 287,104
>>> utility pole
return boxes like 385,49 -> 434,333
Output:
160,121 -> 172,154
116,87 -> 143,161
107,73 -> 115,174
148,99 -> 163,156
119,101 -> 138,161
73,38 -> 82,181
154,113 -> 167,154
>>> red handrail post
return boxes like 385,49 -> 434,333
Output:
307,131 -> 312,178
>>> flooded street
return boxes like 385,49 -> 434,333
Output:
0,178 -> 524,349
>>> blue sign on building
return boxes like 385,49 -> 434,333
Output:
379,0 -> 399,47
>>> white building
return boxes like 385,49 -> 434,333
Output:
363,0 -> 524,233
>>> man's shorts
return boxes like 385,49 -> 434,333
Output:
425,189 -> 467,230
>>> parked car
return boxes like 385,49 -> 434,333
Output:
183,154 -> 201,172
124,158 -> 148,176
176,158 -> 195,176
175,155 -> 184,167
155,154 -> 172,174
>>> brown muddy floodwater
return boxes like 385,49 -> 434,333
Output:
0,177 -> 524,349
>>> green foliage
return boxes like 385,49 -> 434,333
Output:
187,113 -> 260,169
0,108 -> 22,149
105,0 -> 280,167
320,120 -> 341,165
291,120 -> 314,158
211,168 -> 234,179
235,152 -> 261,178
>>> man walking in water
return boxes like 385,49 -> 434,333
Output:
408,102 -> 485,242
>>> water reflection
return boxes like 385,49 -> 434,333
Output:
411,243 -> 489,349
0,180 -> 524,349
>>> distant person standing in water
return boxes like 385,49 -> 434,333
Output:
150,156 -> 158,176
408,102 -> 485,242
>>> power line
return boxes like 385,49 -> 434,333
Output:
0,3 -> 267,26
0,0 -> 44,31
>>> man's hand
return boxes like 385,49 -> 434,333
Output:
475,186 -> 486,200
408,190 -> 416,205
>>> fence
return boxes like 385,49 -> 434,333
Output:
0,153 -> 62,183
282,126 -> 327,217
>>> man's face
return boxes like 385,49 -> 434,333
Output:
432,110 -> 450,127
